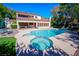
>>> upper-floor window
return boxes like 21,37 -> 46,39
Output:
35,16 -> 37,18
18,14 -> 32,18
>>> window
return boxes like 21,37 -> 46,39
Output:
38,23 -> 49,27
32,16 -> 34,18
29,23 -> 33,25
18,14 -> 31,18
35,16 -> 37,18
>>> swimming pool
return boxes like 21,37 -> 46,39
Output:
30,29 -> 67,51
30,29 -> 67,38
0,29 -> 7,33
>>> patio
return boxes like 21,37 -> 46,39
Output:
15,29 -> 79,56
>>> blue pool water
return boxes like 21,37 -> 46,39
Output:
30,29 -> 67,50
31,29 -> 67,38
30,37 -> 53,50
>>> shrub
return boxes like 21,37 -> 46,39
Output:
11,21 -> 17,29
11,24 -> 17,29
0,37 -> 16,56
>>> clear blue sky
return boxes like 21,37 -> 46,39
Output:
3,3 -> 59,18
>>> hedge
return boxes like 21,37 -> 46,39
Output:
11,24 -> 17,29
0,37 -> 16,56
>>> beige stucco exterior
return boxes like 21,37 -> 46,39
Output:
16,12 -> 50,29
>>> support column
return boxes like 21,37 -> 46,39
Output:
36,22 -> 38,28
49,22 -> 51,28
49,17 -> 51,28
17,20 -> 20,29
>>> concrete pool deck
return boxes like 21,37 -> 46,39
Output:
15,28 -> 79,56
50,36 -> 77,55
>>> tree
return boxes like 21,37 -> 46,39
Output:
0,3 -> 16,28
51,6 -> 65,28
59,4 -> 79,28
51,3 -> 79,30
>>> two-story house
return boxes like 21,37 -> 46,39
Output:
16,12 -> 50,29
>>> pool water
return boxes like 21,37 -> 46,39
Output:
31,29 -> 67,38
0,29 -> 7,33
30,29 -> 67,51
30,37 -> 53,50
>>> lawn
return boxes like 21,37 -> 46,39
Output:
0,37 -> 16,56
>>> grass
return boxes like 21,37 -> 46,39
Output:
0,37 -> 16,56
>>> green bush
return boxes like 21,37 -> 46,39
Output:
51,21 -> 62,28
11,24 -> 17,29
11,21 -> 17,29
0,37 -> 16,56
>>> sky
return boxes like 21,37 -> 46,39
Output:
3,3 -> 59,18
